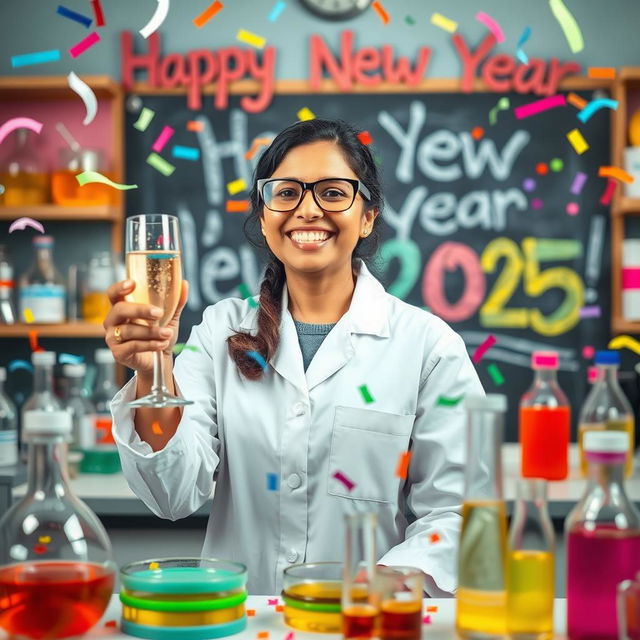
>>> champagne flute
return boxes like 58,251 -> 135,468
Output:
125,214 -> 192,408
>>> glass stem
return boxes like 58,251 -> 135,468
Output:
152,349 -> 166,395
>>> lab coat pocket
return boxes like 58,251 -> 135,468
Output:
328,406 -> 415,503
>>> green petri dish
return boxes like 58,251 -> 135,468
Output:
282,594 -> 342,613
120,589 -> 248,613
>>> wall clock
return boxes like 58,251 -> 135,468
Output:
299,0 -> 373,21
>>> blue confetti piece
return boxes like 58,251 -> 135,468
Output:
8,360 -> 33,373
247,350 -> 268,370
577,98 -> 619,123
172,145 -> 201,161
268,0 -> 286,21
11,49 -> 61,68
266,473 -> 279,491
59,353 -> 84,365
516,26 -> 531,65
56,4 -> 93,27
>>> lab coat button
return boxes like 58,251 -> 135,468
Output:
287,474 -> 301,489
287,549 -> 298,563
293,403 -> 306,416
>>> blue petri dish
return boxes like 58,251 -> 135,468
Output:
121,615 -> 247,639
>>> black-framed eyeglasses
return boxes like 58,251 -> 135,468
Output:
257,178 -> 371,213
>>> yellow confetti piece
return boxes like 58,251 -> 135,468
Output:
609,334 -> 640,356
236,28 -> 266,49
549,0 -> 584,54
227,178 -> 247,195
297,107 -> 315,121
76,171 -> 138,190
23,308 -> 34,323
567,128 -> 589,155
430,12 -> 458,33
149,562 -> 160,570
38,535 -> 51,544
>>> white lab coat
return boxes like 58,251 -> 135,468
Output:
111,260 -> 484,596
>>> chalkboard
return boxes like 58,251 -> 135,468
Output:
125,88 -> 612,440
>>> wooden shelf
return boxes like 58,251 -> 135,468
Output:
0,205 -> 120,222
0,323 -> 105,338
617,197 -> 640,215
0,75 -> 121,100
612,318 -> 640,335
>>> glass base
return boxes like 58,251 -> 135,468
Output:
127,391 -> 193,409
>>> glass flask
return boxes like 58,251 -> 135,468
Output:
0,244 -> 17,325
62,363 -> 96,451
519,351 -> 571,480
618,571 -> 640,640
456,394 -> 508,639
0,128 -> 48,206
372,566 -> 423,640
0,366 -> 18,466
565,430 -> 640,640
0,409 -> 116,639
506,479 -> 555,639
578,350 -> 635,478
342,512 -> 379,639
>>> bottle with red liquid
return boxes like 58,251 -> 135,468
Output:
519,351 -> 570,480
0,410 -> 116,639
565,430 -> 640,640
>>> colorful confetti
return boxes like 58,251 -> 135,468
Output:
38,535 -> 51,543
57,5 -> 92,27
579,306 -> 601,318
172,145 -> 200,161
266,473 -> 279,491
436,395 -> 464,407
152,125 -> 175,153
257,632 -> 269,639
69,31 -> 101,58
357,131 -> 373,145
430,13 -> 458,33
609,335 -> 640,356
332,470 -> 355,492
139,0 -> 170,39
567,128 -> 589,155
59,353 -> 84,364
476,11 -> 505,42
471,126 -> 484,140
8,360 -> 33,373
77,171 -> 138,190
536,163 -> 549,175
570,171 -> 587,194
149,562 -> 160,570
151,421 -> 163,435
549,0 -> 584,53
588,67 -> 616,80
268,0 -> 286,22
472,335 -> 496,363
146,153 -> 176,177
426,605 -> 438,613
9,217 -> 45,235
267,598 -> 279,606
193,1 -> 224,27
187,120 -> 204,132
567,92 -> 587,110
104,620 -> 118,628
133,107 -> 155,132
599,178 -> 616,206
489,97 -> 510,125
358,384 -> 374,404
523,178 -> 536,192
236,28 -> 266,49
247,350 -> 268,370
395,451 -> 412,479
428,532 -> 441,544
226,200 -> 251,212
33,545 -> 48,555
67,72 -> 98,125
582,346 -> 595,359
275,605 -> 285,612
516,26 -> 532,64
514,94 -> 566,119
487,363 -> 505,386
247,609 -> 256,617
11,49 -> 61,68
404,15 -> 415,25
566,202 -> 580,215
172,343 -> 199,354
550,158 -> 564,172
91,0 -> 105,26
245,137 -> 272,159
28,330 -> 41,352
578,98 -> 618,123
372,1 -> 390,25
0,117 -> 43,146
422,615 -> 432,624
238,282 -> 259,308
598,166 -> 634,183
297,107 -> 315,121
227,178 -> 247,195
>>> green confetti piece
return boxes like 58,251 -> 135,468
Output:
133,107 -> 155,131
146,152 -> 176,177
489,97 -> 510,125
238,282 -> 259,308
487,363 -> 505,386
76,171 -> 138,190
173,343 -> 200,355
405,15 -> 415,25
550,157 -> 564,172
437,395 -> 464,407
359,384 -> 374,404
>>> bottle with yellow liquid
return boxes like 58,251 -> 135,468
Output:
578,350 -> 635,478
507,478 -> 555,639
457,394 -> 508,639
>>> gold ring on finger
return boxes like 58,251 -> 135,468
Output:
114,325 -> 123,343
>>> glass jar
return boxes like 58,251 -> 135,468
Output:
51,147 -> 112,206
0,129 -> 49,206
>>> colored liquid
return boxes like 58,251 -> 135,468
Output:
51,170 -> 113,206
0,561 -> 115,639
343,603 -> 378,639
380,599 -> 422,640
0,172 -> 48,206
520,405 -> 570,480
457,500 -> 507,637
620,586 -> 640,640
282,581 -> 342,633
506,550 -> 554,636
567,525 -> 640,640
82,291 -> 111,324
578,419 -> 634,477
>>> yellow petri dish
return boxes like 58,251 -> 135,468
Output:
283,605 -> 342,633
122,603 -> 245,627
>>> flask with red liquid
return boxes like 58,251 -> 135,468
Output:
565,430 -> 640,640
519,351 -> 570,480
0,410 -> 116,639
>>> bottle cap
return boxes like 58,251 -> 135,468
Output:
531,351 -> 559,370
583,430 -> 628,453
23,410 -> 71,437
0,367 -> 5,382
33,235 -> 54,248
465,393 -> 507,412
594,350 -> 620,366
95,348 -> 115,364
62,363 -> 86,377
31,350 -> 56,366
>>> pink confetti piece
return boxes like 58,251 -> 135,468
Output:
471,335 -> 496,363
422,615 -> 431,624
9,217 -> 45,234
514,94 -> 567,119
267,598 -> 279,605
476,11 -> 505,43
332,470 -> 355,492
284,633 -> 295,640
599,178 -> 617,205
69,31 -> 101,58
152,125 -> 175,153
0,117 -> 43,146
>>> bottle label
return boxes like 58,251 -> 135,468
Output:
94,415 -> 115,445
0,430 -> 18,466
20,285 -> 65,322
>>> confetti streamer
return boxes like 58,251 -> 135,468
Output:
172,343 -> 199,354
567,92 -> 587,110
227,178 -> 247,195
11,49 -> 61,68
426,606 -> 438,613
9,217 -> 45,234
268,0 -> 286,21
489,97 -> 510,125
358,384 -> 374,404
193,0 -> 224,28
23,309 -> 35,323
332,470 -> 355,492
149,562 -> 160,570
69,32 -> 101,58
579,306 -> 601,318
133,107 -> 155,132
77,171 -> 138,190
428,532 -> 441,544
549,0 -> 584,53
570,171 -> 587,195
266,473 -> 279,491
578,98 -> 618,123
516,26 -> 532,64
238,282 -> 259,308
598,166 -> 634,183
172,145 -> 200,161
245,137 -> 272,159
146,153 -> 176,177
8,360 -> 33,373
514,94 -> 566,119
0,117 -> 43,146
430,12 -> 457,33
257,633 -> 269,639
57,5 -> 92,27
436,395 -> 464,407
395,451 -> 412,479
472,335 -> 496,363
140,0 -> 170,38
59,353 -> 84,364
372,1 -> 389,25
297,107 -> 315,121
567,128 -> 588,155
92,0 -> 105,26
476,11 -> 505,43
236,29 -> 266,49
609,335 -> 640,356
357,131 -> 373,145
588,67 -> 616,80
226,200 -> 250,212
187,120 -> 204,132
487,363 -> 505,386
152,125 -> 174,153
67,72 -> 98,125
247,350 -> 268,370
599,178 -> 616,206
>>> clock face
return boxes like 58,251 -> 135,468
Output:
300,0 -> 373,20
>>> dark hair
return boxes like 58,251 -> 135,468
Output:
227,119 -> 384,381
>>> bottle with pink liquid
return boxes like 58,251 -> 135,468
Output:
565,431 -> 640,640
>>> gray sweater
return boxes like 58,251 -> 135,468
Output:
293,320 -> 336,371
